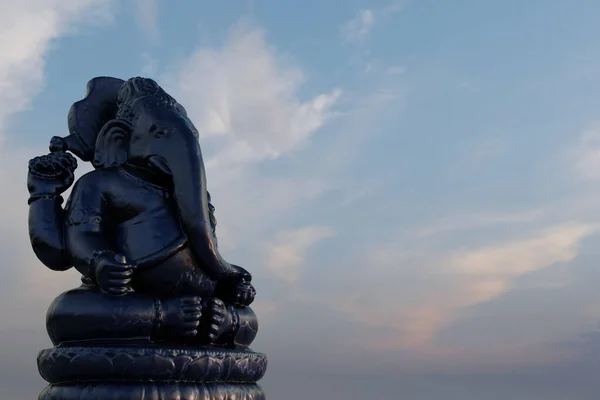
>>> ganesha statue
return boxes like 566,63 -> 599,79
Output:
28,77 -> 267,399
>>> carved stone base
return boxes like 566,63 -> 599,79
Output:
39,382 -> 265,400
38,345 -> 267,400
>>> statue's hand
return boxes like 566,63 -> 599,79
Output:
93,251 -> 136,296
27,152 -> 77,197
233,281 -> 256,307
230,264 -> 252,282
231,265 -> 255,306
215,265 -> 256,306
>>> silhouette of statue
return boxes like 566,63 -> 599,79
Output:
28,77 -> 267,399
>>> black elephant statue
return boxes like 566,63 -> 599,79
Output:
27,77 -> 267,400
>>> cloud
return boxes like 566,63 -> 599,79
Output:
424,223 -> 596,347
0,0 -> 115,306
449,223 -> 595,279
301,222 -> 597,355
415,209 -> 547,237
340,1 -> 404,45
166,20 -> 342,169
0,0 -> 113,135
133,0 -> 159,42
264,226 -> 334,283
386,65 -> 406,75
340,9 -> 375,44
572,123 -> 600,180
140,52 -> 158,76
382,0 -> 405,15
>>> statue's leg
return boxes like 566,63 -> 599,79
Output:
132,246 -> 217,298
46,284 -> 155,346
131,247 -> 257,347
47,284 -> 204,346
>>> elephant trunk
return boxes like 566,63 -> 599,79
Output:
150,130 -> 234,281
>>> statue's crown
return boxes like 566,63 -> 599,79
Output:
115,77 -> 184,124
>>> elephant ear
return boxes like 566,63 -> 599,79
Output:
92,119 -> 133,169
56,77 -> 125,161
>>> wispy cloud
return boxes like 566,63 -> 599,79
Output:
416,209 -> 547,237
411,223 -> 595,348
0,0 -> 113,135
449,223 -> 595,279
133,0 -> 159,42
340,1 -> 404,45
166,19 -> 342,169
0,0 -> 115,320
340,9 -> 374,44
386,65 -> 406,75
572,123 -> 600,180
299,222 -> 597,354
265,226 -> 334,283
140,52 -> 158,76
207,175 -> 328,256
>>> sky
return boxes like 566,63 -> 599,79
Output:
2,0 -> 600,398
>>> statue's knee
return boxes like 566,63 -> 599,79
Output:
46,286 -> 101,345
219,306 -> 258,348
236,306 -> 259,347
47,285 -> 155,346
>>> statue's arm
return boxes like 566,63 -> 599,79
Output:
205,191 -> 255,305
27,152 -> 77,271
28,195 -> 71,271
64,173 -> 114,278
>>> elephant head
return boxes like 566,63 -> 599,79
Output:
58,76 -> 238,281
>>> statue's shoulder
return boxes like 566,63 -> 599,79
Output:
74,167 -> 122,189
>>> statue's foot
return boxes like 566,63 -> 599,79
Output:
160,296 -> 203,341
199,298 -> 226,343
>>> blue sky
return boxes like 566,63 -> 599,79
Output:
3,0 -> 600,398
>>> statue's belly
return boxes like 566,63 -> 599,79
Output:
113,205 -> 187,269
